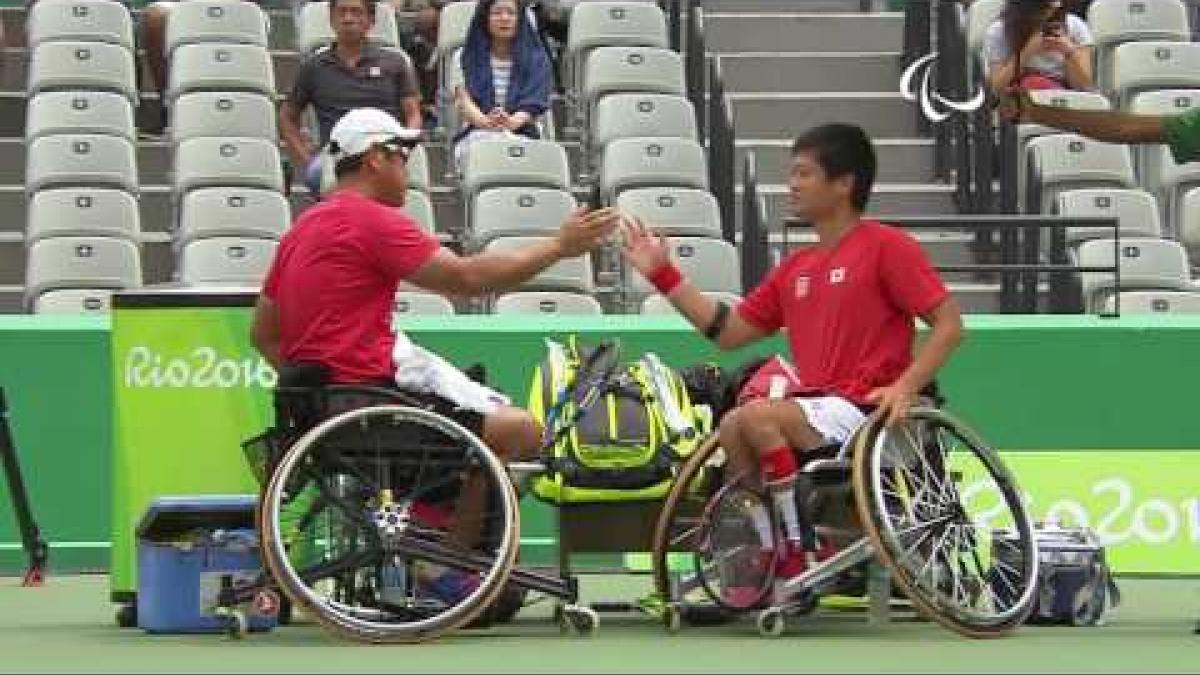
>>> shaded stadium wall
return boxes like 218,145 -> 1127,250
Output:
1,312 -> 1199,586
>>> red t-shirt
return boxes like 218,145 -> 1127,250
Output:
262,189 -> 441,383
736,221 -> 949,405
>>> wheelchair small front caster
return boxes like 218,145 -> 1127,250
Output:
557,604 -> 599,636
216,607 -> 248,639
756,607 -> 786,638
662,603 -> 682,634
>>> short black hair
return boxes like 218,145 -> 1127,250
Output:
333,153 -> 365,179
791,123 -> 877,212
330,0 -> 378,18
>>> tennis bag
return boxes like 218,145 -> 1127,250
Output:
527,337 -> 709,504
992,524 -> 1121,626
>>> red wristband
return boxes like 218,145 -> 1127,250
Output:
648,263 -> 684,295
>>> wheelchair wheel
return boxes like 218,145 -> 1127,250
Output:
258,404 -> 520,643
851,407 -> 1038,637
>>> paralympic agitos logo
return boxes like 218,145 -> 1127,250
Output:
899,52 -> 987,123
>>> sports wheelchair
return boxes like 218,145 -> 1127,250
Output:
650,404 -> 1040,638
230,363 -> 598,643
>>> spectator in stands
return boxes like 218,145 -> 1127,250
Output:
280,0 -> 424,196
252,107 -> 618,588
452,0 -> 552,166
1000,88 -> 1200,164
139,0 -> 271,134
983,0 -> 1094,94
619,123 -> 964,602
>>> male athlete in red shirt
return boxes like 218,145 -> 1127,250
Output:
622,123 -> 964,591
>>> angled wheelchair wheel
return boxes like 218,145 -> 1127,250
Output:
851,407 -> 1039,637
258,404 -> 520,643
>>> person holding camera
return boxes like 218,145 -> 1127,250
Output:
983,0 -> 1095,94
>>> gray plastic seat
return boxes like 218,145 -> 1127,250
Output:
25,236 -> 141,306
26,91 -> 135,142
1016,91 -> 1112,206
1111,41 -> 1200,108
1075,236 -> 1193,311
566,2 -> 667,94
600,137 -> 707,203
177,188 -> 290,245
28,41 -> 137,101
1101,289 -> 1200,315
1180,187 -> 1200,260
628,237 -> 740,296
165,0 -> 269,55
1130,89 -> 1200,188
640,291 -> 740,315
580,46 -> 684,127
171,92 -> 278,143
483,236 -> 594,293
1088,0 -> 1190,93
1026,134 -> 1135,214
173,137 -> 285,195
27,0 -> 134,51
401,190 -> 437,233
32,288 -> 116,315
27,188 -> 140,243
26,134 -> 138,193
1054,188 -> 1162,244
590,93 -> 696,167
393,291 -> 455,316
494,291 -> 603,315
297,0 -> 400,54
469,187 -> 574,250
461,139 -> 571,206
616,187 -> 721,238
178,237 -> 278,286
166,42 -> 275,102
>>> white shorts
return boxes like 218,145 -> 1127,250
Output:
792,396 -> 867,447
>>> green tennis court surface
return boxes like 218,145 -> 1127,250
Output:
0,575 -> 1196,673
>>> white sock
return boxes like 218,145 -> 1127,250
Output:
747,502 -> 774,549
771,485 -> 802,545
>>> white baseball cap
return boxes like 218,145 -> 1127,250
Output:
327,108 -> 421,162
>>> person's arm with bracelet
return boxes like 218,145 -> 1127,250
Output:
620,217 -> 769,350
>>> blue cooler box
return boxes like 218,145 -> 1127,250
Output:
136,495 -> 277,634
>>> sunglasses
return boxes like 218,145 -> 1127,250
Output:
376,136 -> 419,162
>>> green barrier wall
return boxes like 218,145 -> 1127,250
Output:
1,310 -> 1198,590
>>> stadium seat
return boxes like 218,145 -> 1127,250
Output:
26,134 -> 138,193
1180,187 -> 1200,260
1151,147 -> 1200,229
26,91 -> 135,142
297,0 -> 401,54
580,46 -> 684,129
32,288 -> 115,315
627,237 -> 740,296
436,1 -> 477,123
1075,236 -> 1193,311
469,187 -> 575,250
165,0 -> 269,55
1016,91 -> 1112,208
394,291 -> 455,316
494,291 -> 604,315
566,2 -> 668,95
25,236 -> 141,306
26,188 -> 140,243
173,137 -> 285,195
401,190 -> 437,234
965,0 -> 1005,82
1101,289 -> 1200,315
170,92 -> 278,143
640,291 -> 740,315
1130,89 -> 1200,188
590,93 -> 696,167
27,0 -> 134,51
166,43 -> 275,102
482,236 -> 594,293
1111,41 -> 1200,108
178,237 -> 278,286
1026,134 -> 1135,213
461,139 -> 570,210
28,41 -> 137,102
1054,188 -> 1162,244
177,188 -> 290,245
600,137 -> 707,203
1088,0 -> 1191,93
616,187 -> 722,238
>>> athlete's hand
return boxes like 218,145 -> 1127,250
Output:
555,206 -> 620,258
866,380 -> 919,428
619,215 -> 672,277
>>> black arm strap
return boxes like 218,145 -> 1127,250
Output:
704,301 -> 730,342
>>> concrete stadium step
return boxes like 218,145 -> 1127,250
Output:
746,183 -> 956,223
737,138 -> 935,184
719,52 -> 902,93
705,13 -> 903,53
0,285 -> 20,313
705,0 -> 876,11
730,92 -> 920,139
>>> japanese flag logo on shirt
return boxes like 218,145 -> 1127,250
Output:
829,267 -> 846,284
795,275 -> 810,298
